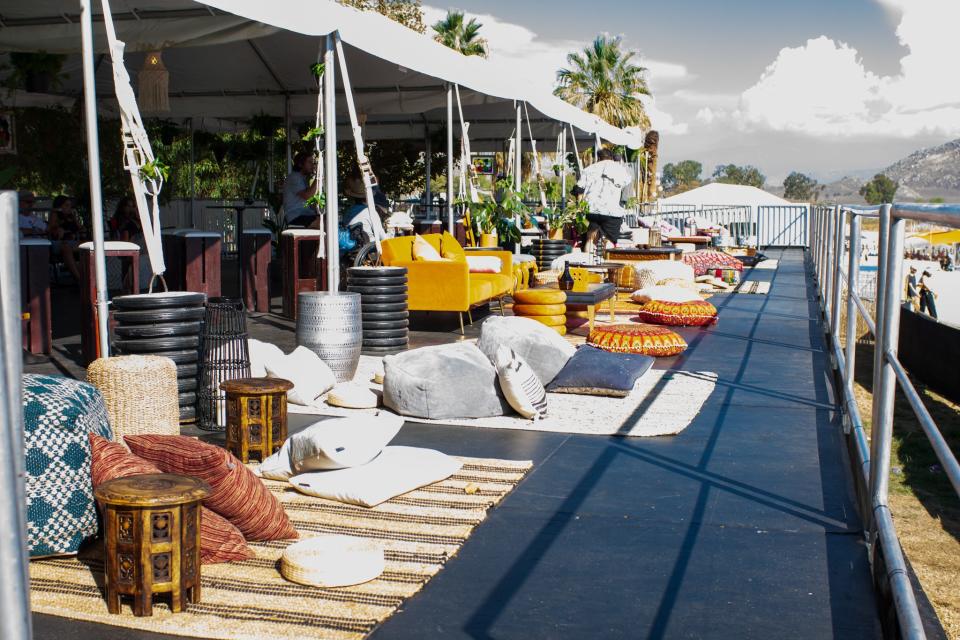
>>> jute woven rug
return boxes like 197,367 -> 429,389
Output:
292,356 -> 717,438
752,259 -> 778,270
30,456 -> 531,640
726,280 -> 771,295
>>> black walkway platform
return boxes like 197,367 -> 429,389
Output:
32,248 -> 882,639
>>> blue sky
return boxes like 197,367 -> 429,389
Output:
423,0 -> 958,185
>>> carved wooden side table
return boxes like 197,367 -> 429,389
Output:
94,474 -> 210,617
220,377 -> 294,463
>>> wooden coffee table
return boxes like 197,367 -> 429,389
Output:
540,282 -> 617,330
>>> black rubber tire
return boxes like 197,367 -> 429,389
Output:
532,239 -> 568,245
360,300 -> 407,316
530,248 -> 567,255
358,294 -> 407,305
122,348 -> 199,364
114,321 -> 202,339
363,328 -> 408,340
346,276 -> 408,288
113,307 -> 207,324
361,319 -> 409,330
362,336 -> 409,347
112,292 -> 206,310
113,335 -> 200,353
363,346 -> 407,355
178,391 -> 197,405
178,377 -> 198,392
347,266 -> 408,278
176,363 -> 199,377
361,310 -> 409,322
348,284 -> 408,295
179,405 -> 197,422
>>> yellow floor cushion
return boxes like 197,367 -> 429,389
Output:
636,300 -> 718,327
588,323 -> 687,357
523,314 -> 567,327
513,303 -> 567,316
513,289 -> 567,305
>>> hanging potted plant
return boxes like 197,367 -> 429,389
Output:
7,52 -> 67,93
249,112 -> 282,139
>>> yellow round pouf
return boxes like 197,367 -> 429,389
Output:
513,289 -> 567,305
513,303 -> 567,316
524,314 -> 567,327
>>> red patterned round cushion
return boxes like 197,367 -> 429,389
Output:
682,250 -> 744,277
636,300 -> 718,326
587,324 -> 687,357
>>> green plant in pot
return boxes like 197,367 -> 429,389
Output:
6,52 -> 67,93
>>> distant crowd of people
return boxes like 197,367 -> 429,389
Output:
905,248 -> 954,271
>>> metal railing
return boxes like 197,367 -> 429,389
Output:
637,203 -> 809,248
809,203 -> 960,639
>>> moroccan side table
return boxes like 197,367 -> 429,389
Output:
221,377 -> 294,463
95,474 -> 210,617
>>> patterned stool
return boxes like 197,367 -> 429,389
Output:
281,229 -> 326,320
23,374 -> 113,557
221,378 -> 294,463
95,474 -> 209,616
512,289 -> 567,336
587,323 -> 687,357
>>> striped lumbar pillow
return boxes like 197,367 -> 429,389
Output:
494,346 -> 547,420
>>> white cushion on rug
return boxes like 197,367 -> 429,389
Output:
248,338 -> 284,378
632,260 -> 694,284
494,346 -> 547,420
630,285 -> 701,304
327,384 -> 381,409
264,346 -> 336,405
465,255 -> 502,273
257,411 -> 404,480
289,446 -> 462,507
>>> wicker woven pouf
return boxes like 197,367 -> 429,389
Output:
95,474 -> 209,616
511,289 -> 567,335
281,534 -> 384,587
587,323 -> 688,357
221,377 -> 294,463
87,355 -> 180,443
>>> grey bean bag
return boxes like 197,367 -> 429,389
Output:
382,343 -> 511,419
477,316 -> 576,384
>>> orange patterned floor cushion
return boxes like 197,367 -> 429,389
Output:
636,299 -> 718,326
682,250 -> 743,277
588,324 -> 688,357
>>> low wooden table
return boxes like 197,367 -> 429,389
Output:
95,474 -> 210,617
221,377 -> 294,463
540,282 -> 617,331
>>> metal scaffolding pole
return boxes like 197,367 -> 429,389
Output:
323,34 -> 338,291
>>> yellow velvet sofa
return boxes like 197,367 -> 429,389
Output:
380,232 -> 514,332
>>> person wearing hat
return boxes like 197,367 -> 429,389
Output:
343,170 -> 389,244
906,266 -> 920,312
283,151 -> 321,228
918,269 -> 938,320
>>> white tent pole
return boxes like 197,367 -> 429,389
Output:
424,128 -> 432,215
594,132 -> 601,162
82,0 -> 110,359
323,34 -> 338,291
446,84 -> 454,233
284,95 -> 292,176
560,130 -> 567,211
514,103 -> 521,192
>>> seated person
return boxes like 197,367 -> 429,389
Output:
343,171 -> 389,244
283,151 -> 321,228
109,196 -> 142,242
18,191 -> 47,237
48,195 -> 85,281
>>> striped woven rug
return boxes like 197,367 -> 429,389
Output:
727,280 -> 771,295
30,456 -> 532,640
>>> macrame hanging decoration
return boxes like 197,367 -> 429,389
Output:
138,50 -> 170,114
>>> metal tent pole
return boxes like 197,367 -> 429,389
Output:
446,85 -> 454,233
189,117 -> 196,227
514,103 -> 521,192
0,192 -> 31,640
323,34 -> 338,291
424,129 -> 432,216
81,0 -> 110,360
284,95 -> 293,176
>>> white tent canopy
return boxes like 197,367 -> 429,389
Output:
660,183 -> 792,207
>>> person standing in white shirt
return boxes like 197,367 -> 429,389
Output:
573,148 -> 631,253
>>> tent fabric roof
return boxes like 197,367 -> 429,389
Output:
0,0 -> 642,148
660,183 -> 793,207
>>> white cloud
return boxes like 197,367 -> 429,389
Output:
735,0 -> 960,138
422,5 -> 689,131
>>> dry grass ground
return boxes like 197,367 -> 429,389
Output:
848,337 -> 960,638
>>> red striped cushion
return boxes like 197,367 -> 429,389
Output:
88,435 -> 254,564
124,435 -> 297,542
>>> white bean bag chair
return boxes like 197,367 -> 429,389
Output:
477,315 -> 576,385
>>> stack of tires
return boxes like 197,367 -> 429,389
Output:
346,266 -> 409,355
530,238 -> 568,272
111,292 -> 207,423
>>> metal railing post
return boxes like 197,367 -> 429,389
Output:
830,205 -> 844,341
870,204 -> 891,462
0,191 -> 31,640
844,211 -> 861,385
823,207 -> 834,313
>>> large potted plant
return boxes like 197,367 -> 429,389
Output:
7,52 -> 66,93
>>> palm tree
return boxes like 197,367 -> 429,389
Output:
432,11 -> 488,57
555,36 -> 651,129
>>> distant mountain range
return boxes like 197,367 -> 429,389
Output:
770,138 -> 960,204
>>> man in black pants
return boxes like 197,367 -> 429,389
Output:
573,148 -> 631,253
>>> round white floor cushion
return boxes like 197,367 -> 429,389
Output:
327,384 -> 381,409
281,534 -> 385,587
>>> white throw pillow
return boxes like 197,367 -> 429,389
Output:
327,383 -> 381,409
263,346 -> 336,405
477,316 -> 576,385
289,446 -> 463,507
630,285 -> 701,304
465,255 -> 502,273
256,411 -> 404,480
632,260 -> 694,284
248,338 -> 284,378
494,346 -> 547,420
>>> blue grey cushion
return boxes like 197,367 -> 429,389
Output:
23,374 -> 112,557
546,345 -> 655,397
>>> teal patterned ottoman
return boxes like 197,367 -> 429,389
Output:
22,374 -> 113,557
